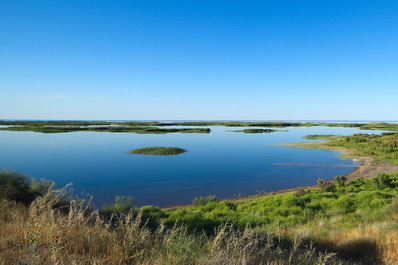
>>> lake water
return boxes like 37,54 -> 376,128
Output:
0,125 -> 386,207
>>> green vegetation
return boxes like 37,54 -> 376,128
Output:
3,170 -> 398,263
230,128 -> 277,133
0,120 -> 110,126
283,133 -> 398,165
0,125 -> 210,134
289,133 -> 398,165
119,121 -> 398,131
0,193 -> 342,265
361,122 -> 398,131
128,147 -> 186,155
162,173 -> 398,230
0,169 -> 53,204
327,133 -> 398,164
192,195 -> 219,206
110,121 -> 377,129
115,121 -> 312,127
302,134 -> 338,140
2,120 -> 398,133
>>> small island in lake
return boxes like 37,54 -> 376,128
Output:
230,128 -> 277,133
128,147 -> 186,155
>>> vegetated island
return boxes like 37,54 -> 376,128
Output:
229,128 -> 277,133
128,147 -> 186,155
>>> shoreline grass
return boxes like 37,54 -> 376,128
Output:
128,147 -> 186,155
302,134 -> 339,140
3,169 -> 398,263
282,133 -> 398,164
280,135 -> 356,160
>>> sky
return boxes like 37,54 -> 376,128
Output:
1,0 -> 397,120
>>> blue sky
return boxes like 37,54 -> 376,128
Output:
1,0 -> 397,120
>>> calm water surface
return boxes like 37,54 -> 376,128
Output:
0,126 -> 385,207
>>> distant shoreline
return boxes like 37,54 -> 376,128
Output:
2,120 -> 398,132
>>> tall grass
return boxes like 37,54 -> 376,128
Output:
3,170 -> 398,263
0,186 -> 348,265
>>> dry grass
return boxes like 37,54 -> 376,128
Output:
0,187 -> 354,265
289,219 -> 398,265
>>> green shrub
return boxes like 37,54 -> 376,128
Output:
192,195 -> 218,207
30,178 -> 53,197
318,179 -> 335,192
294,188 -> 307,197
335,175 -> 347,187
0,169 -> 36,204
100,196 -> 136,218
373,173 -> 395,190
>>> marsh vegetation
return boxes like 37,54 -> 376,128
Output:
0,124 -> 210,134
230,128 -> 277,133
128,147 -> 186,156
286,133 -> 398,165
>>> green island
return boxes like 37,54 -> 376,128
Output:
128,147 -> 186,155
2,132 -> 398,264
229,128 -> 277,133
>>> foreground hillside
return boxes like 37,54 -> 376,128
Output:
2,169 -> 398,264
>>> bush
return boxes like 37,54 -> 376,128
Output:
335,175 -> 347,187
192,195 -> 219,207
0,169 -> 35,204
30,178 -> 53,196
318,179 -> 335,192
294,188 -> 307,197
373,174 -> 394,190
100,196 -> 136,218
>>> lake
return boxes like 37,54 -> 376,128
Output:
0,125 -> 385,207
